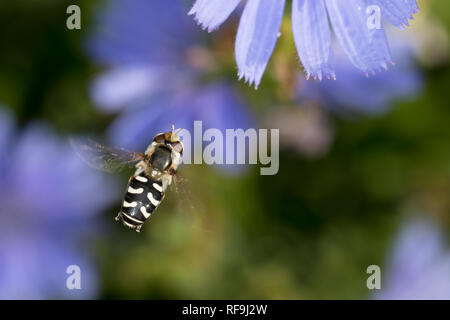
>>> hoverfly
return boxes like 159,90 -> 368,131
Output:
71,126 -> 184,232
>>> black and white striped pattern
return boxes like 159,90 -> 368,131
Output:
118,172 -> 165,230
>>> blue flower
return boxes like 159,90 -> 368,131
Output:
87,0 -> 254,155
297,34 -> 422,115
375,217 -> 450,300
0,107 -> 117,299
107,83 -> 252,152
189,0 -> 419,87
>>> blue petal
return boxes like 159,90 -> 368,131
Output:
388,218 -> 444,286
325,0 -> 392,74
374,217 -> 450,300
0,235 -> 99,299
365,0 -> 418,29
404,0 -> 419,13
298,37 -> 422,115
107,93 -> 174,150
235,0 -> 286,88
189,0 -> 242,32
108,84 -> 254,151
90,65 -> 163,112
292,0 -> 335,80
8,124 -> 117,220
87,0 -> 196,66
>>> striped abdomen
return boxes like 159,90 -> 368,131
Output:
118,172 -> 165,230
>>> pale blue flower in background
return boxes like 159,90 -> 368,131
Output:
0,107 -> 117,299
297,34 -> 423,115
375,216 -> 450,300
87,0 -> 254,159
189,0 -> 419,87
87,0 -> 197,113
107,83 -> 252,152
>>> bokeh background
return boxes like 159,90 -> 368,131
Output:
1,0 -> 450,299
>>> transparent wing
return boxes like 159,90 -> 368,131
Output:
70,138 -> 145,173
170,171 -> 211,233
172,172 -> 195,211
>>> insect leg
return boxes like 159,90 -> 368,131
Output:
134,161 -> 146,177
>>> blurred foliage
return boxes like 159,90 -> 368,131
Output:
0,0 -> 450,299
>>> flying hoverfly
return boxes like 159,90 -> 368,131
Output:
71,126 -> 184,232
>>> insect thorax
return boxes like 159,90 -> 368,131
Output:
145,141 -> 182,176
149,145 -> 172,172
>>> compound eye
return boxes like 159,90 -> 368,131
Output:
171,141 -> 183,154
153,134 -> 165,143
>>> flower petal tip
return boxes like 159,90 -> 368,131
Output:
237,72 -> 260,89
305,69 -> 336,82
